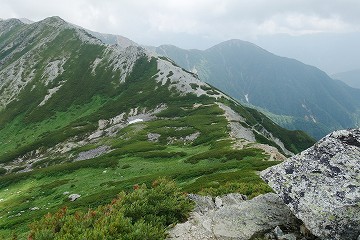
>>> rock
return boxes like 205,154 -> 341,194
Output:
214,196 -> 223,208
187,194 -> 215,214
75,145 -> 110,161
264,232 -> 277,240
147,133 -> 160,142
68,193 -> 81,201
279,233 -> 297,240
273,226 -> 284,238
168,193 -> 299,240
261,129 -> 360,240
219,192 -> 247,205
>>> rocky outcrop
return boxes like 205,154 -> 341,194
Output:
68,193 -> 81,201
168,193 -> 300,240
261,129 -> 360,240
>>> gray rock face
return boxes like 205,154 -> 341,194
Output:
75,145 -> 110,161
261,129 -> 360,240
168,193 -> 299,240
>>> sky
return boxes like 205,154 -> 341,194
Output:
1,0 -> 360,73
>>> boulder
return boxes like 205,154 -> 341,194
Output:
261,129 -> 360,240
168,193 -> 299,240
68,193 -> 81,201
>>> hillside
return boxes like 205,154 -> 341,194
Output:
153,40 -> 360,139
332,69 -> 360,89
0,17 -> 314,238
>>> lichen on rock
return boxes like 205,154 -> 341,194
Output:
168,193 -> 299,240
261,128 -> 360,240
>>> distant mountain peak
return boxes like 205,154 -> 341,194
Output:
210,39 -> 264,50
152,40 -> 360,139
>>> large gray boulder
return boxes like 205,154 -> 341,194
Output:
168,193 -> 299,240
261,129 -> 360,240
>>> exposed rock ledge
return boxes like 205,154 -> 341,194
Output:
168,193 -> 304,240
261,129 -> 360,240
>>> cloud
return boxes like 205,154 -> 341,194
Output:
0,0 -> 359,48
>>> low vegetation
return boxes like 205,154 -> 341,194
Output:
27,179 -> 193,240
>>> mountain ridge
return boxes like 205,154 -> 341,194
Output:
332,69 -> 360,89
151,40 -> 360,139
0,16 -> 315,237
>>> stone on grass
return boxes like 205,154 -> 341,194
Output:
68,193 -> 81,201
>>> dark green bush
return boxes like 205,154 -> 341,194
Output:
135,151 -> 187,159
185,148 -> 264,164
28,178 -> 193,240
0,167 -> 7,175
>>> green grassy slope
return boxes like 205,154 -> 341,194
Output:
0,17 -> 315,238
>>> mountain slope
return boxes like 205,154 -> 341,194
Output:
153,40 -> 360,139
0,17 -> 314,237
332,69 -> 360,89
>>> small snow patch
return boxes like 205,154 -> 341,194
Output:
38,85 -> 62,106
245,94 -> 249,103
128,119 -> 143,124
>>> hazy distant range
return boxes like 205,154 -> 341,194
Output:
253,32 -> 360,76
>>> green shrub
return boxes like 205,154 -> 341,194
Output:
0,167 -> 6,175
121,164 -> 131,169
189,83 -> 198,90
135,151 -> 187,159
200,85 -> 212,91
185,148 -> 264,164
199,181 -> 273,198
28,178 -> 193,240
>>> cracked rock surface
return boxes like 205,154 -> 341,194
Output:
261,129 -> 360,240
168,193 -> 299,240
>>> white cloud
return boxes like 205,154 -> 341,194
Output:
0,0 -> 359,48
256,13 -> 356,36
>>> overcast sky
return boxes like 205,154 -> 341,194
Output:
1,0 -> 360,50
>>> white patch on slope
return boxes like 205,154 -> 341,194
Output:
74,28 -> 102,45
258,128 -> 293,156
0,18 -> 73,109
217,102 -> 255,142
41,58 -> 67,85
310,115 -> 317,123
0,57 -> 35,109
245,94 -> 249,103
217,102 -> 287,160
107,45 -> 146,83
38,85 -> 62,106
155,58 -> 227,99
128,119 -> 143,124
88,105 -> 167,140
91,58 -> 102,75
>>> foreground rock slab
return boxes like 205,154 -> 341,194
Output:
168,193 -> 299,240
261,129 -> 360,240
